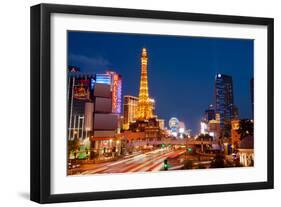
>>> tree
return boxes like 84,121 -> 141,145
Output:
237,119 -> 253,139
68,138 -> 80,155
221,122 -> 231,139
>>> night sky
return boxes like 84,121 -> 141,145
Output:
68,31 -> 253,134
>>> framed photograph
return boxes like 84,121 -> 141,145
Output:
30,3 -> 274,203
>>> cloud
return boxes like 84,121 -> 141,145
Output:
69,54 -> 110,72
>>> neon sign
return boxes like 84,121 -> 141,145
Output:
110,74 -> 122,114
117,79 -> 122,113
112,75 -> 118,113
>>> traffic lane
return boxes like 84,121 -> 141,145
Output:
77,148 -> 185,174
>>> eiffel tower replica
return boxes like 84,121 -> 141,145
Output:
129,48 -> 160,137
135,48 -> 154,120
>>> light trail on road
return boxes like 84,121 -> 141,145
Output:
78,148 -> 185,175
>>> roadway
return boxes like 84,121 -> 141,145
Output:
70,148 -> 186,175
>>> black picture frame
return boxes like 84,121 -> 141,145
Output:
30,3 -> 274,204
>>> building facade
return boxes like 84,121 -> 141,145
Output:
231,119 -> 241,149
67,68 -> 123,161
92,71 -> 122,159
250,78 -> 254,118
157,119 -> 165,130
215,73 -> 238,127
238,135 -> 254,166
67,71 -> 95,141
208,119 -> 220,140
204,104 -> 216,121
96,71 -> 122,114
123,95 -> 139,129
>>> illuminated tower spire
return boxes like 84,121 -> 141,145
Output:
136,48 -> 153,120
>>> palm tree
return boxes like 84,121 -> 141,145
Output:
68,138 -> 80,158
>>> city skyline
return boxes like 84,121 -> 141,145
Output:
68,31 -> 254,133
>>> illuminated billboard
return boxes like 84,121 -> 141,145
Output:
73,79 -> 91,100
96,74 -> 111,85
73,86 -> 89,100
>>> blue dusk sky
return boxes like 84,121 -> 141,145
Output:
68,31 -> 253,134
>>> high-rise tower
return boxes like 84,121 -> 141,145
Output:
215,73 -> 238,127
136,48 -> 154,120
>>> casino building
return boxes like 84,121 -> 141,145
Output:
67,67 -> 122,160
67,68 -> 95,141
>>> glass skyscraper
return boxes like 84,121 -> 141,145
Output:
215,73 -> 237,127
